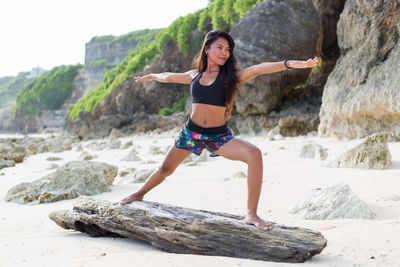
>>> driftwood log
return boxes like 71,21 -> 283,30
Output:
49,197 -> 327,263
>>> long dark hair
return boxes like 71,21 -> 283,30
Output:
193,30 -> 239,119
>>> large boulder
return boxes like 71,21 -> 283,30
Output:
230,0 -> 319,115
4,161 -> 118,204
289,183 -> 375,219
323,133 -> 391,170
319,0 -> 400,139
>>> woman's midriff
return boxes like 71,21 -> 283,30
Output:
190,103 -> 226,127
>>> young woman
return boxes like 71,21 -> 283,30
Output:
120,30 -> 318,231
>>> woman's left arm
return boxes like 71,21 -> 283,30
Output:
237,57 -> 319,84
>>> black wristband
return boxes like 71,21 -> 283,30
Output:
284,60 -> 292,69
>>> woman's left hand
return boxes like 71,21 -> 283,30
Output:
295,57 -> 319,69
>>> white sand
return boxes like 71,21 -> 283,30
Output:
1,132 -> 399,267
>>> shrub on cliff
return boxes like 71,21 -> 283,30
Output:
13,64 -> 82,117
0,73 -> 33,108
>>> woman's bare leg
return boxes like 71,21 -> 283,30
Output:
120,145 -> 191,205
214,138 -> 274,231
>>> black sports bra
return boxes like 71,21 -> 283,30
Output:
190,71 -> 226,107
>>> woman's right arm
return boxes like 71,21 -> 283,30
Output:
134,69 -> 198,84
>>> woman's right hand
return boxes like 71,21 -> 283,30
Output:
134,74 -> 153,82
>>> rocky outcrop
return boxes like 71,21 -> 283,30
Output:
230,0 -> 319,115
0,141 -> 26,168
85,40 -> 138,65
50,196 -> 327,263
227,105 -> 320,136
298,142 -> 327,160
306,0 -> 345,96
289,183 -> 375,219
323,133 -> 391,170
319,0 -> 400,139
68,109 -> 187,139
113,168 -> 154,184
4,161 -> 118,204
0,105 -> 13,132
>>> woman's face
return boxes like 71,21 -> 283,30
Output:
205,37 -> 230,66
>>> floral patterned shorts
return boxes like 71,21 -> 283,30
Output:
174,119 -> 234,157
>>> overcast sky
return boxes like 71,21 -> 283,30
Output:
0,0 -> 208,77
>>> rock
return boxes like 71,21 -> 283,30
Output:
118,167 -> 136,177
289,183 -> 375,219
323,133 -> 391,169
381,195 -> 400,201
230,0 -> 319,115
183,150 -> 210,166
46,157 -> 62,161
75,144 -> 84,152
4,161 -> 118,204
149,145 -> 163,155
122,140 -> 133,149
50,197 -> 327,262
276,115 -> 319,137
79,151 -> 94,161
319,0 -> 400,139
109,128 -> 124,139
106,138 -> 121,149
86,141 -> 105,151
233,171 -> 246,179
121,149 -> 142,161
113,168 -> 154,185
0,159 -> 15,168
62,138 -> 73,151
23,137 -> 40,155
298,142 -> 327,160
50,137 -> 65,153
0,142 -> 26,163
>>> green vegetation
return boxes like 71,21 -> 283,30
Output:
159,93 -> 190,116
90,28 -> 162,43
311,57 -> 322,72
85,59 -> 115,68
0,73 -> 33,108
69,0 -> 264,120
13,65 -> 82,117
198,0 -> 264,30
0,76 -> 13,86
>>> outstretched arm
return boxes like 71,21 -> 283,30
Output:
134,69 -> 198,84
237,57 -> 319,84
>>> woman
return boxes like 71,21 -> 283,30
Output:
120,30 -> 318,231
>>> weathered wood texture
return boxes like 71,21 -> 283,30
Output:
49,197 -> 327,262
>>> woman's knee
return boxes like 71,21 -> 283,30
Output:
158,163 -> 176,177
245,146 -> 262,163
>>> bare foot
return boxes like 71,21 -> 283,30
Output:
120,192 -> 144,205
245,214 -> 275,231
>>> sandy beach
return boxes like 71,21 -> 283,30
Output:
1,131 -> 399,267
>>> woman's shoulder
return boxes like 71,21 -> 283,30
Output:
187,69 -> 200,81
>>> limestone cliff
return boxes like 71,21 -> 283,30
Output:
318,0 -> 400,139
85,40 -> 138,65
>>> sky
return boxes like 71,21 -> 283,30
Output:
0,0 -> 209,77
